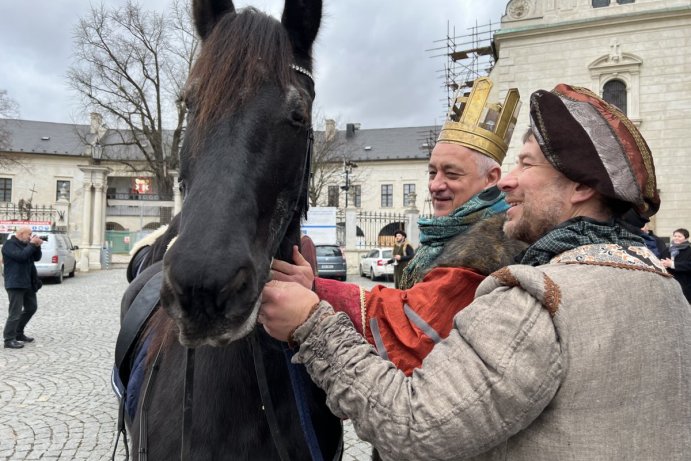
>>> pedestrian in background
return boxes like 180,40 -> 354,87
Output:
388,230 -> 414,288
661,228 -> 691,302
620,208 -> 665,257
2,226 -> 43,349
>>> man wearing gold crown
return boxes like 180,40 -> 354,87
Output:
271,77 -> 526,375
260,84 -> 691,459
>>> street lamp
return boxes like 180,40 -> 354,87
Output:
340,159 -> 358,207
92,142 -> 103,165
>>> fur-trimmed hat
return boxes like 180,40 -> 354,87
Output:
529,83 -> 659,218
394,230 -> 407,238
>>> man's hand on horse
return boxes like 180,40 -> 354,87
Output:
259,280 -> 318,342
270,245 -> 314,289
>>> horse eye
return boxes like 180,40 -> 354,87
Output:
289,108 -> 309,126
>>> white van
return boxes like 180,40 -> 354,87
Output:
35,232 -> 78,283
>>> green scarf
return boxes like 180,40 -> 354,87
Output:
519,217 -> 645,267
399,186 -> 508,289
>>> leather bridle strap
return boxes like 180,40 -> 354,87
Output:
180,347 -> 195,461
292,127 -> 313,218
138,339 -> 166,461
250,331 -> 292,461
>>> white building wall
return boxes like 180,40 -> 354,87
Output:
1,153 -> 87,237
492,0 -> 691,238
321,158 -> 430,215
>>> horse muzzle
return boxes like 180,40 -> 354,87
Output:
159,254 -> 266,347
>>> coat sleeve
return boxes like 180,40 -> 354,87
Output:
364,267 -> 483,375
2,241 -> 40,263
292,286 -> 563,460
314,277 -> 365,334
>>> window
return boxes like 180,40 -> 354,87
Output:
592,0 -> 610,6
0,178 -> 11,202
603,79 -> 627,114
381,184 -> 393,208
327,185 -> 339,207
403,184 -> 416,207
56,180 -> 70,201
617,0 -> 634,3
352,184 -> 361,208
589,51 -> 641,124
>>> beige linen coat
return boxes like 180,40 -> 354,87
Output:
293,244 -> 691,460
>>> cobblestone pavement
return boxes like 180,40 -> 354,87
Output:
0,267 -> 390,460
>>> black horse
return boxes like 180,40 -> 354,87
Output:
114,1 -> 343,459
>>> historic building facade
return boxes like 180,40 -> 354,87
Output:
0,115 -> 182,269
490,0 -> 691,237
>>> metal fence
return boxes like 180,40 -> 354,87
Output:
354,210 -> 406,248
0,203 -> 56,223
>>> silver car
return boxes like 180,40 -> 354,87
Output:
35,232 -> 78,283
315,244 -> 347,281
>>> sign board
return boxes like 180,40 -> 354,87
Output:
301,207 -> 338,245
133,177 -> 152,194
0,220 -> 52,233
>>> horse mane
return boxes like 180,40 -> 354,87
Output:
188,7 -> 297,132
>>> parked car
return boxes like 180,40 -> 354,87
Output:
359,247 -> 394,281
315,244 -> 347,281
35,232 -> 78,284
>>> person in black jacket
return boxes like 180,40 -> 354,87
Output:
388,230 -> 415,289
2,226 -> 43,349
661,228 -> 691,303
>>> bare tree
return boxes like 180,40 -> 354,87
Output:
0,90 -> 19,148
67,0 -> 198,203
0,90 -> 21,169
309,117 -> 364,207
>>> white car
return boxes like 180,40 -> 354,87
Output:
359,248 -> 394,281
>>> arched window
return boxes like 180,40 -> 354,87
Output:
603,79 -> 627,114
592,0 -> 610,7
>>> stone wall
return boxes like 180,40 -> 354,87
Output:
492,0 -> 691,239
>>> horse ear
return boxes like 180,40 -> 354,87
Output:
281,0 -> 322,58
193,0 -> 236,41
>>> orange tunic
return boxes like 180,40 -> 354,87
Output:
315,266 -> 484,375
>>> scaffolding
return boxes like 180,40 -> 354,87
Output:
428,20 -> 499,116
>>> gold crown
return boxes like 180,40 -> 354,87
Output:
437,77 -> 521,165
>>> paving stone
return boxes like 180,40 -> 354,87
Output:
0,269 -> 391,460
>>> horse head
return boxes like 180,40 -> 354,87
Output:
161,0 -> 322,347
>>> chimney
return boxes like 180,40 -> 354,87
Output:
90,112 -> 103,134
90,112 -> 107,144
325,119 -> 336,142
346,122 -> 360,139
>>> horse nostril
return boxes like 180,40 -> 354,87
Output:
229,266 -> 252,295
216,266 -> 255,312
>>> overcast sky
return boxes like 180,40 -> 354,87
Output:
0,0 -> 508,129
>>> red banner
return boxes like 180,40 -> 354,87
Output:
133,177 -> 152,194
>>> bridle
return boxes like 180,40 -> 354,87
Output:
289,63 -> 315,219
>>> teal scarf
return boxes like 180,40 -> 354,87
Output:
399,186 -> 508,289
519,217 -> 645,266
